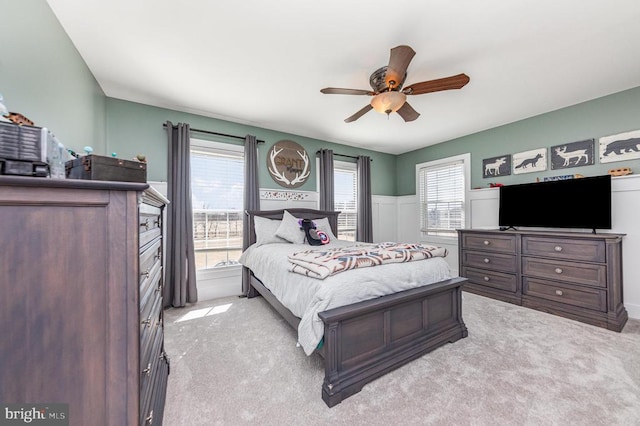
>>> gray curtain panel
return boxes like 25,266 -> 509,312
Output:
164,121 -> 198,307
318,148 -> 335,211
357,155 -> 373,242
242,134 -> 260,296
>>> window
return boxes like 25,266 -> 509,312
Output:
190,140 -> 244,270
417,153 -> 470,238
334,161 -> 357,241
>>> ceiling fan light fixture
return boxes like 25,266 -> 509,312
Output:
370,91 -> 407,115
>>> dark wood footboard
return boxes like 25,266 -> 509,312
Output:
248,271 -> 467,407
318,277 -> 467,407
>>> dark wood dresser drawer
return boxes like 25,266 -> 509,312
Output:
461,233 -> 516,253
140,262 -> 162,312
140,291 -> 163,357
140,203 -> 162,231
140,325 -> 164,418
522,236 -> 605,262
140,239 -> 162,279
522,257 -> 606,288
523,278 -> 607,312
140,227 -> 162,251
462,251 -> 517,273
462,267 -> 518,293
145,354 -> 170,426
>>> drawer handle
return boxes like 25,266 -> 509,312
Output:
483,240 -> 490,245
554,246 -> 563,252
143,363 -> 151,376
141,269 -> 150,279
483,276 -> 490,282
483,258 -> 490,264
145,411 -> 153,425
141,218 -> 150,230
555,268 -> 563,274
142,318 -> 152,326
555,290 -> 564,296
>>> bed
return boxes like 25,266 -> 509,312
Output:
241,208 -> 468,407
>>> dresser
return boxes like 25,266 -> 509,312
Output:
458,229 -> 628,331
0,176 -> 169,425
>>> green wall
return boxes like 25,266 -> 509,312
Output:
1,1 -> 396,195
106,98 -> 397,195
396,86 -> 640,195
5,1 -> 640,199
0,0 -> 106,153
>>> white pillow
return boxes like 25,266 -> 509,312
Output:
314,217 -> 338,242
254,216 -> 289,247
275,210 -> 305,244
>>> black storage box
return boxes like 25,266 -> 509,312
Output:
65,154 -> 147,183
0,121 -> 49,177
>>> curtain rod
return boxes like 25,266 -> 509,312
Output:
163,123 -> 264,144
316,150 -> 373,162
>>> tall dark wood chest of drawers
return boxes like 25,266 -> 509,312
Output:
0,176 -> 170,425
458,229 -> 628,332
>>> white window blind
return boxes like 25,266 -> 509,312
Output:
334,161 -> 357,241
418,159 -> 465,237
190,141 -> 244,270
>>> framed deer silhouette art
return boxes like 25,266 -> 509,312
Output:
550,139 -> 595,170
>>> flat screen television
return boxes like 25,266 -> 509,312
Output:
498,175 -> 612,232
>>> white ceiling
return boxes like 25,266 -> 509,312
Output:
47,0 -> 640,155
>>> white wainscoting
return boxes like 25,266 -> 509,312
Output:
371,195 -> 397,242
397,195 -> 419,242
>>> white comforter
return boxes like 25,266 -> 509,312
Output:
239,240 -> 452,355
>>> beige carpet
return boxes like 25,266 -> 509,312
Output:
162,292 -> 640,425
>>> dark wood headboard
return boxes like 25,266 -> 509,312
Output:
245,208 -> 340,246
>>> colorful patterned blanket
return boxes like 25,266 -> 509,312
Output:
288,242 -> 448,279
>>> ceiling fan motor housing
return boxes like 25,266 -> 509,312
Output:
370,66 -> 406,92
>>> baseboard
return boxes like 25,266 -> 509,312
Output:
625,302 -> 640,320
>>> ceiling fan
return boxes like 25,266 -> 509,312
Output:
320,45 -> 470,123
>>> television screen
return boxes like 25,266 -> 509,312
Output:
498,175 -> 612,231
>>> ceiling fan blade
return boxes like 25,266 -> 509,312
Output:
386,45 -> 416,89
321,87 -> 374,95
396,102 -> 420,122
402,73 -> 470,95
344,104 -> 373,123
